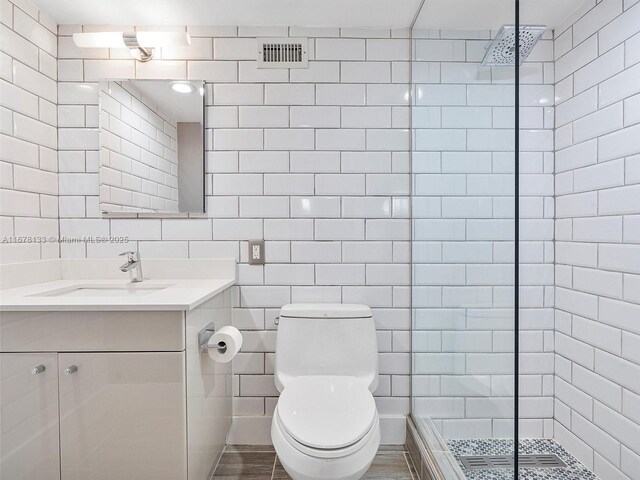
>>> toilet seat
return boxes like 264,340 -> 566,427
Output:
275,406 -> 379,459
275,375 -> 377,456
272,409 -> 381,480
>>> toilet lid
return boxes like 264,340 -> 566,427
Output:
276,376 -> 377,449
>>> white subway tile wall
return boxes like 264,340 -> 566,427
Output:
56,26 -> 412,432
0,0 -> 59,263
553,1 -> 640,478
411,29 -> 555,440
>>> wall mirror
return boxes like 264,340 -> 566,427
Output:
99,79 -> 205,214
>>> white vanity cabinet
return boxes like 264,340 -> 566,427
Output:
0,353 -> 60,480
0,289 -> 233,480
58,352 -> 187,480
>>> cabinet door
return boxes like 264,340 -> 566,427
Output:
0,353 -> 60,480
58,352 -> 187,480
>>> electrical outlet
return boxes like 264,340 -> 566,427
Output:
248,240 -> 265,265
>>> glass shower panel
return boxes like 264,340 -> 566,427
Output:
410,0 -> 518,464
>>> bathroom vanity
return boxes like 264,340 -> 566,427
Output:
0,258 -> 237,480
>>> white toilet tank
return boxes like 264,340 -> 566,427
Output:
274,304 -> 379,393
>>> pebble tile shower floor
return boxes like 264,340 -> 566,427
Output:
447,439 -> 599,480
211,445 -> 417,479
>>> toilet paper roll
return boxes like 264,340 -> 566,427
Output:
207,325 -> 243,363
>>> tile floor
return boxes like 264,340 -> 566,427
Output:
212,445 -> 417,479
447,438 -> 599,480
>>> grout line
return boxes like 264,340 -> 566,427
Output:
404,451 -> 419,480
270,454 -> 278,480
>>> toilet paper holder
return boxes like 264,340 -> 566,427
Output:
198,322 -> 228,354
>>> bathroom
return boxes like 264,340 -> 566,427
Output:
0,0 -> 638,478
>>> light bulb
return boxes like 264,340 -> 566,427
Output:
171,82 -> 195,94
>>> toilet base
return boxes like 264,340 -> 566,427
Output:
271,412 -> 381,480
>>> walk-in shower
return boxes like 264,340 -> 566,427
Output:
407,0 -> 640,479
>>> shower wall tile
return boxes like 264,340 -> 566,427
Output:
56,26 -> 411,443
0,0 -> 59,263
554,1 -> 640,478
411,28 -> 554,440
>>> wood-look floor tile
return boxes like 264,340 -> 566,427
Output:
213,451 -> 276,479
378,445 -> 408,452
272,458 -> 292,480
362,452 -> 413,479
215,449 -> 414,479
404,452 -> 419,480
226,445 -> 276,453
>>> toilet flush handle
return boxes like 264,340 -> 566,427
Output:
274,316 -> 279,326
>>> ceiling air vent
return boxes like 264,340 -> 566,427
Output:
257,38 -> 308,69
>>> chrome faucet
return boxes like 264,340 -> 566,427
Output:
119,251 -> 144,282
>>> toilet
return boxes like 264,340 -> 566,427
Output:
271,304 -> 380,480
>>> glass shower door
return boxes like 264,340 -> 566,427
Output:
410,0 -> 519,476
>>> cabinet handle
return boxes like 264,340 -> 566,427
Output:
64,365 -> 78,375
31,365 -> 46,375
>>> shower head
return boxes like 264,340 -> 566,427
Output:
481,25 -> 547,67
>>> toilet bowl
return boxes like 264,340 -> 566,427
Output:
271,376 -> 380,480
271,304 -> 380,480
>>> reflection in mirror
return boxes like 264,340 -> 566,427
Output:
99,80 -> 205,214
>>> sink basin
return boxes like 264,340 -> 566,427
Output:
32,284 -> 173,298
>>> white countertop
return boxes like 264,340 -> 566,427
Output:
0,258 -> 237,312
0,278 -> 236,311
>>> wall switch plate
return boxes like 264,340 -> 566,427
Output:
248,240 -> 265,264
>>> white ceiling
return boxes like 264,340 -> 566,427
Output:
34,0 -> 589,30
413,0 -> 589,30
129,80 -> 203,122
33,0 -> 423,28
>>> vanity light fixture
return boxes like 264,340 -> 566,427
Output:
72,31 -> 191,62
